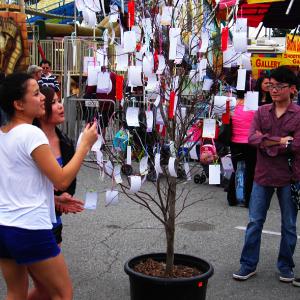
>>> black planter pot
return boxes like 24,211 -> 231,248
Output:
124,253 -> 214,300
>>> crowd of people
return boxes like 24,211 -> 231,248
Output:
0,64 -> 300,299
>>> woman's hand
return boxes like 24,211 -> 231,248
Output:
80,122 -> 98,150
55,192 -> 84,214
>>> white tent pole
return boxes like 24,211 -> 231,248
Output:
286,0 -> 295,15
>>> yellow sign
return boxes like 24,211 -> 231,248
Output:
251,54 -> 300,70
286,34 -> 300,54
247,0 -> 284,3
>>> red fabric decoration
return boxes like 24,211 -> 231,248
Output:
168,91 -> 176,119
221,99 -> 230,124
156,124 -> 166,137
221,26 -> 229,52
128,1 -> 135,28
115,75 -> 124,101
37,42 -> 46,60
153,49 -> 159,71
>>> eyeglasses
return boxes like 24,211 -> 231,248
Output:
42,66 -> 50,70
268,84 -> 289,91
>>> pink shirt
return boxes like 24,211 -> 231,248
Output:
231,103 -> 255,143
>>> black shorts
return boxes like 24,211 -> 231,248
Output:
52,224 -> 63,244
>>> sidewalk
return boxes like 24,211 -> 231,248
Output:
1,165 -> 299,299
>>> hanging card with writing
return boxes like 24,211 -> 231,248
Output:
126,107 -> 140,127
236,69 -> 247,90
140,156 -> 149,175
168,157 -> 177,177
209,164 -> 221,185
84,191 -> 98,209
123,31 -> 136,53
129,176 -> 142,193
145,110 -> 154,132
244,91 -> 259,111
202,119 -> 216,138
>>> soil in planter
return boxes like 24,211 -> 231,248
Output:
133,258 -> 202,278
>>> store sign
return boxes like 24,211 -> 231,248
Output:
286,34 -> 300,54
251,54 -> 299,71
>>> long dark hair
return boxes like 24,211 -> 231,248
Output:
0,73 -> 33,118
255,76 -> 272,106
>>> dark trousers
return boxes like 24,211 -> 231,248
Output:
227,142 -> 257,207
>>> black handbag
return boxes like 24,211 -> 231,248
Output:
287,141 -> 300,210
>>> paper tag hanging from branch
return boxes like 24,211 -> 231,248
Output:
128,1 -> 135,28
168,90 -> 176,119
115,75 -> 124,101
221,26 -> 229,52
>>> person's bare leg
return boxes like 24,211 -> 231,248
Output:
0,258 -> 28,300
27,253 -> 72,300
27,243 -> 62,300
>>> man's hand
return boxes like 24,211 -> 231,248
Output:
55,192 -> 84,214
280,136 -> 294,145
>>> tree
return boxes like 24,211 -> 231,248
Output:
94,0 -> 236,277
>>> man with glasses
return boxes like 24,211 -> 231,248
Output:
39,59 -> 60,92
233,66 -> 300,285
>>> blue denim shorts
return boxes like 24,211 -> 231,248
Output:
0,225 -> 60,265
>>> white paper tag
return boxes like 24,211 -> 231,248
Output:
91,135 -> 102,152
113,165 -> 122,184
184,162 -> 192,181
105,190 -> 119,205
199,30 -> 209,53
84,191 -> 98,209
126,146 -> 132,165
236,69 -> 247,90
76,132 -> 83,150
87,66 -> 101,86
244,91 -> 259,111
128,66 -> 143,87
221,156 -> 234,172
202,119 -> 216,138
126,107 -> 140,127
154,95 -> 161,107
145,110 -> 154,132
140,156 -> 149,175
209,165 -> 221,185
155,153 -> 163,175
129,176 -> 142,193
161,6 -> 173,26
202,78 -> 214,91
104,160 -> 114,176
168,157 -> 177,177
190,144 -> 198,160
123,31 -> 136,53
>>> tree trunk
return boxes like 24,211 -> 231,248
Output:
165,177 -> 176,276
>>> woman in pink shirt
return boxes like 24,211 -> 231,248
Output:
227,90 -> 257,207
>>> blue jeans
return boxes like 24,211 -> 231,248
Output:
240,182 -> 298,273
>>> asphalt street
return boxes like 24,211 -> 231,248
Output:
1,164 -> 300,300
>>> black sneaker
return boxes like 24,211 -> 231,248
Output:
233,267 -> 257,281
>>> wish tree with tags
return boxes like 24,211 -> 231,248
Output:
80,0 -> 255,298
